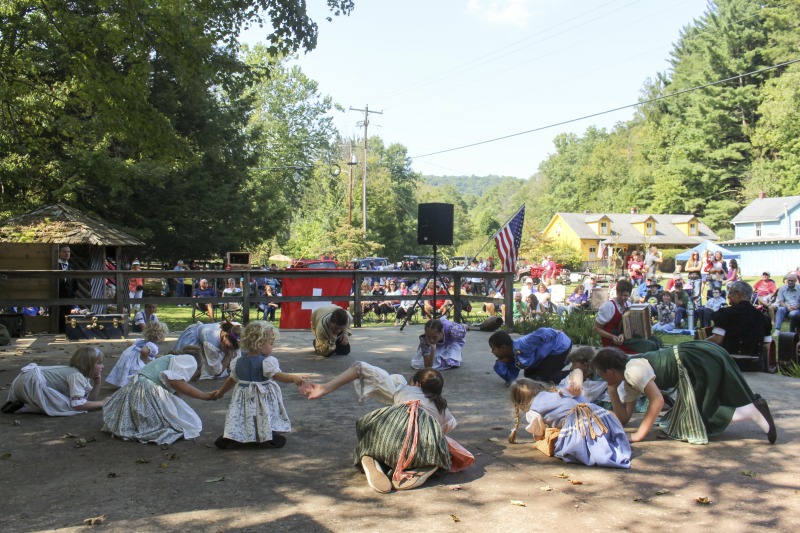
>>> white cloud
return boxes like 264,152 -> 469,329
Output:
466,0 -> 546,28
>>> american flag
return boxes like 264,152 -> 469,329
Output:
494,205 -> 525,296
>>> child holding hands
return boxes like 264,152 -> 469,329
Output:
301,362 -> 474,493
106,321 -> 169,387
102,345 -> 217,445
213,321 -> 306,450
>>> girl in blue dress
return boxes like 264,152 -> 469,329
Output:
508,374 -> 632,468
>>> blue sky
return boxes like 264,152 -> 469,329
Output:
244,0 -> 710,179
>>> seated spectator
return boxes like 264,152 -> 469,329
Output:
395,287 -> 420,326
583,274 -> 597,298
422,280 -> 451,319
377,280 -> 402,322
774,273 -> 800,335
512,291 -> 528,323
520,278 -> 534,301
653,292 -> 677,333
670,280 -> 690,327
482,288 -> 504,317
707,281 -> 772,368
664,268 -> 684,292
534,283 -> 552,314
259,285 -> 280,321
698,288 -> 726,328
557,285 -> 588,318
193,278 -> 217,321
222,277 -> 243,313
133,303 -> 159,333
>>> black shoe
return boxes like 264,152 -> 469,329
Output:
753,395 -> 777,444
260,434 -> 286,449
1,400 -> 24,414
214,436 -> 240,450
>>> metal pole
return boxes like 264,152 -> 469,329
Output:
362,113 -> 368,240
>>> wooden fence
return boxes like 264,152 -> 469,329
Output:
0,269 -> 515,330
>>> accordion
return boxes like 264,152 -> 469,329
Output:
622,304 -> 652,339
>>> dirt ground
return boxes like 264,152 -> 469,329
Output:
0,327 -> 798,533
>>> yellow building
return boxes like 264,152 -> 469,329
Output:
542,210 -> 718,261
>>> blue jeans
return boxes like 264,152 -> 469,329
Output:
775,307 -> 800,332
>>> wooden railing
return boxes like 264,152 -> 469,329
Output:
0,269 -> 515,329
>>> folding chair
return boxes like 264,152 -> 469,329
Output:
191,302 -> 218,322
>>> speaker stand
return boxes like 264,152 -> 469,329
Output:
400,244 -> 443,331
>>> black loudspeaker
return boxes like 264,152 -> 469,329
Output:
418,203 -> 454,245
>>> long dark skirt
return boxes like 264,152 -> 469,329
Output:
353,402 -> 451,472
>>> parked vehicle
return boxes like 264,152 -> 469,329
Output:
354,257 -> 390,270
288,259 -> 339,269
515,261 -> 571,284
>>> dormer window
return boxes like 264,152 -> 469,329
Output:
689,222 -> 697,235
646,222 -> 653,235
600,221 -> 608,235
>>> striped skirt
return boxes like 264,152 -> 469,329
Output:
353,402 -> 451,472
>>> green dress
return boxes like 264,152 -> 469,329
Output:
631,341 -> 757,442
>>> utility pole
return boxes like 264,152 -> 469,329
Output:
350,104 -> 383,241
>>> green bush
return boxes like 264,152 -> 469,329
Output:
511,310 -> 601,346
660,248 -> 683,274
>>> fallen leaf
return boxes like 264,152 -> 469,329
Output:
166,453 -> 179,460
134,458 -> 150,464
633,496 -> 648,502
488,437 -> 500,442
205,476 -> 225,483
159,463 -> 169,468
13,419 -> 20,426
741,470 -> 757,478
0,453 -> 11,460
74,438 -> 87,448
510,500 -> 527,507
450,515 -> 461,523
107,472 -> 118,478
539,486 -> 553,492
695,497 -> 711,505
655,488 -> 671,495
571,480 -> 583,485
553,472 -> 570,479
83,515 -> 105,526
447,484 -> 463,491
61,433 -> 78,439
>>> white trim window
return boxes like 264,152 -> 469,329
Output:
755,222 -> 762,237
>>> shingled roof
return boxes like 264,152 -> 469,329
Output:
730,196 -> 800,224
554,212 -> 718,245
0,204 -> 144,246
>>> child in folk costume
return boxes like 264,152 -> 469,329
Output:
592,343 -> 777,445
301,362 -> 474,493
212,321 -> 306,450
106,321 -> 169,387
556,346 -> 608,404
102,345 -> 217,445
174,320 -> 241,379
508,375 -> 632,468
411,318 -> 467,371
2,347 -> 107,416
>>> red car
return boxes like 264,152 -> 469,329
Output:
515,262 -> 570,284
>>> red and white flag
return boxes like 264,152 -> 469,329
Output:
279,276 -> 352,329
494,205 -> 525,296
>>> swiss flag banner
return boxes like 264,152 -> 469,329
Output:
279,276 -> 353,330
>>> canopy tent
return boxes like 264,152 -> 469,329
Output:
675,240 -> 740,261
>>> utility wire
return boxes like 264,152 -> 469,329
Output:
410,58 -> 800,160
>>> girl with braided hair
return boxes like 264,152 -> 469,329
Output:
508,374 -> 631,468
301,362 -> 474,493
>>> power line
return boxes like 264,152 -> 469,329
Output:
410,58 -> 800,160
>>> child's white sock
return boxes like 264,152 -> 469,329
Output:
731,404 -> 769,433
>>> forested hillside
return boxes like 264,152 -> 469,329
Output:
423,175 -> 520,197
2,0 -> 799,263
